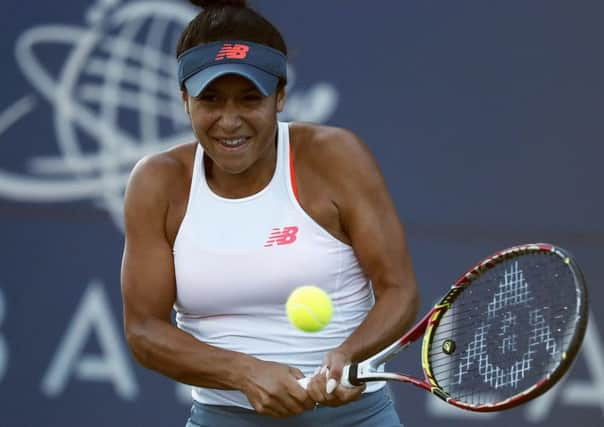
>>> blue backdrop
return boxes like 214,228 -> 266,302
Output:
0,1 -> 602,426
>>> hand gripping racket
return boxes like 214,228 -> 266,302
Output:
299,243 -> 588,411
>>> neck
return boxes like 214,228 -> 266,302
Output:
204,132 -> 278,199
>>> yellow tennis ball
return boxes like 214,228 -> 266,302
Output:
286,286 -> 333,332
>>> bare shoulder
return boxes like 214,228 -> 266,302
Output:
290,122 -> 365,153
124,142 -> 196,217
289,122 -> 382,185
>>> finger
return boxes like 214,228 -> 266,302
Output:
287,378 -> 315,410
306,377 -> 321,401
328,363 -> 343,383
319,384 -> 365,408
262,394 -> 304,418
320,366 -> 339,395
255,383 -> 309,418
320,365 -> 329,377
307,372 -> 329,403
291,367 -> 313,391
290,367 -> 306,380
326,377 -> 338,394
300,392 -> 316,411
325,355 -> 348,393
333,383 -> 365,402
284,390 -> 312,415
252,400 -> 285,418
298,366 -> 321,390
323,365 -> 342,395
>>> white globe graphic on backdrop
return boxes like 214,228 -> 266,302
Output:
0,0 -> 339,231
14,1 -> 195,229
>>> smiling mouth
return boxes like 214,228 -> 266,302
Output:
214,137 -> 250,150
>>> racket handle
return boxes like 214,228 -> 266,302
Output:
340,365 -> 353,387
297,376 -> 311,389
296,365 -> 354,389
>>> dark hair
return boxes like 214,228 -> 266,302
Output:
176,0 -> 287,58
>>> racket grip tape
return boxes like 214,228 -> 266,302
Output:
296,363 -> 361,389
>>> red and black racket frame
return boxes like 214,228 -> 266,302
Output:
344,243 -> 588,412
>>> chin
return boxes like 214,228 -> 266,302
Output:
218,160 -> 251,175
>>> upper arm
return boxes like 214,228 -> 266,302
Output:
320,129 -> 417,300
120,155 -> 179,333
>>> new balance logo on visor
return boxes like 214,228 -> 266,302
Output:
215,43 -> 250,60
264,226 -> 299,247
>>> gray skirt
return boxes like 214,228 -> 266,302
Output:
185,386 -> 403,427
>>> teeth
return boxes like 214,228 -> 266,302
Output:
219,138 -> 246,146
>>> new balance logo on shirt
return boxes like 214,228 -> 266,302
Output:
264,226 -> 299,247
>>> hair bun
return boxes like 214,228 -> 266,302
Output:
189,0 -> 247,8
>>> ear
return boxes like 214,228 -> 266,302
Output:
182,90 -> 190,115
276,86 -> 286,113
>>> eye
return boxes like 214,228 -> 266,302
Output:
242,92 -> 263,102
196,92 -> 218,103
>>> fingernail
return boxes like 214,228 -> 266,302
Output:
326,378 -> 337,394
319,366 -> 327,375
313,366 -> 320,376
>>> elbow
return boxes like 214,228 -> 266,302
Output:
124,320 -> 155,368
407,284 -> 420,323
393,276 -> 420,325
377,278 -> 420,325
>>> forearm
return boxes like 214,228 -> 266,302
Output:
126,317 -> 254,390
338,284 -> 419,363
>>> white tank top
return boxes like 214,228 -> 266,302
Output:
173,121 -> 383,408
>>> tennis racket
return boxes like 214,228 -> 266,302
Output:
298,243 -> 588,412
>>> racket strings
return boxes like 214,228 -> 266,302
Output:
427,304 -> 574,346
425,252 -> 580,406
428,329 -> 576,368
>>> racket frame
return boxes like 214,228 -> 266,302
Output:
343,243 -> 588,411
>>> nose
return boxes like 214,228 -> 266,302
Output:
216,101 -> 243,133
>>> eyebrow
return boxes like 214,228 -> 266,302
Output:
241,87 -> 263,95
201,84 -> 260,94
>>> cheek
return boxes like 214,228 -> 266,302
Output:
189,110 -> 213,133
253,104 -> 280,126
187,102 -> 277,135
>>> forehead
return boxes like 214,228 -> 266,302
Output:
203,74 -> 260,93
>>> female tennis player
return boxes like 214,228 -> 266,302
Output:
120,0 -> 419,425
